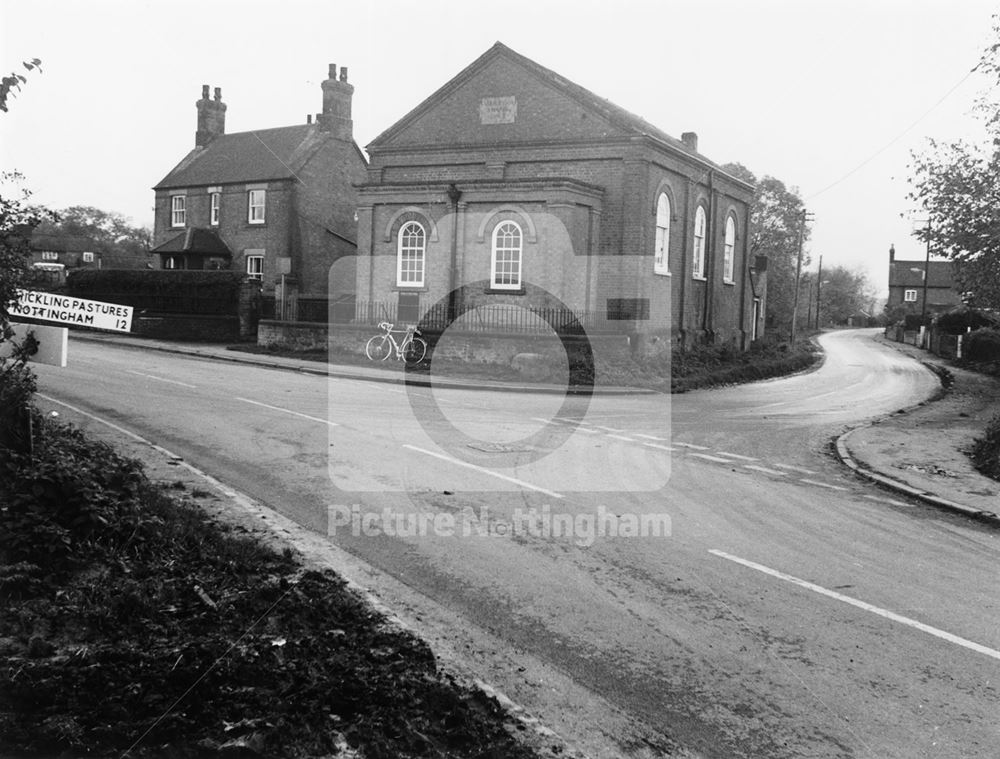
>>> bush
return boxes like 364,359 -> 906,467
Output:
972,413 -> 1000,481
934,307 -> 1000,335
965,328 -> 1000,363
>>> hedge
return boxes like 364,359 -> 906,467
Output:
67,270 -> 246,301
965,328 -> 1000,363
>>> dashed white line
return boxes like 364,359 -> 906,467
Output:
743,464 -> 788,476
606,434 -> 634,442
235,397 -> 339,427
774,463 -> 819,475
643,442 -> 677,452
800,478 -> 850,491
674,442 -> 710,451
594,425 -> 626,433
692,453 -> 737,464
864,494 -> 914,508
716,451 -> 758,462
709,549 -> 1000,662
402,444 -> 564,499
126,370 -> 197,388
635,434 -> 668,441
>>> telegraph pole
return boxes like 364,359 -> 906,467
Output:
789,209 -> 814,342
922,218 -> 931,320
815,254 -> 823,329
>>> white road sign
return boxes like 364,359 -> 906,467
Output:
11,289 -> 133,333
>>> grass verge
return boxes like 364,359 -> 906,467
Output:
0,413 -> 539,758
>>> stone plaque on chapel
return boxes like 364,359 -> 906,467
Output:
479,96 -> 517,124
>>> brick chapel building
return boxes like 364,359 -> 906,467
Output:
152,65 -> 367,299
354,42 -> 763,348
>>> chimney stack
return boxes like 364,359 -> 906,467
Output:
196,84 -> 227,147
681,131 -> 698,153
889,243 -> 895,262
318,62 -> 354,141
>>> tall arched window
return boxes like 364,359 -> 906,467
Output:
723,216 -> 737,283
396,221 -> 426,287
692,206 -> 707,279
654,193 -> 671,275
491,221 -> 522,289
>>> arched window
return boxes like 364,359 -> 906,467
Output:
723,216 -> 736,283
692,206 -> 707,279
654,193 -> 671,275
396,221 -> 426,287
491,221 -> 522,290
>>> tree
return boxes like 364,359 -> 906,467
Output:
815,265 -> 876,326
722,163 -> 811,332
34,206 -> 152,268
0,172 -> 53,322
907,19 -> 1000,308
0,59 -> 42,113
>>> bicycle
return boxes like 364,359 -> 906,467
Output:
365,321 -> 427,365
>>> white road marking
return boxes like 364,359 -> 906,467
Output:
606,434 -> 634,442
532,418 -> 602,433
235,397 -> 339,427
800,479 -> 850,491
126,370 -> 197,388
864,494 -> 914,508
635,434 -> 668,441
744,464 -> 788,476
709,550 -> 1000,662
643,442 -> 677,452
715,451 -> 758,461
774,463 -> 819,475
691,453 -> 737,464
402,445 -> 564,499
594,425 -> 626,432
674,442 -> 710,451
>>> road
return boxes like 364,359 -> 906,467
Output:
31,329 -> 999,758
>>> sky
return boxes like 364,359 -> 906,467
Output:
2,0 -> 997,299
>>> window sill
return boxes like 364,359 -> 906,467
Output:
691,275 -> 707,282
654,270 -> 672,277
393,285 -> 427,292
484,286 -> 525,295
723,279 -> 735,286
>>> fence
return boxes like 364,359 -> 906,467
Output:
885,325 -> 965,359
261,297 -> 637,335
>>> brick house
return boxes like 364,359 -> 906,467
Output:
152,65 -> 368,299
353,42 -> 762,348
887,245 -> 961,316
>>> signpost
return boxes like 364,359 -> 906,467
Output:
9,289 -> 133,333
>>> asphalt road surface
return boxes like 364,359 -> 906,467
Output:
32,329 -> 999,759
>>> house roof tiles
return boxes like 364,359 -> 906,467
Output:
889,260 -> 955,289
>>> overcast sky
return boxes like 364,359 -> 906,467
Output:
2,0 -> 996,297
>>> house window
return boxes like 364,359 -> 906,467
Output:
396,221 -> 426,287
171,195 -> 186,227
248,190 -> 266,224
654,193 -> 671,275
82,252 -> 95,263
41,251 -> 58,261
210,192 -> 221,226
491,221 -> 522,290
692,206 -> 706,279
904,289 -> 918,302
164,255 -> 180,270
723,216 -> 736,284
246,255 -> 264,280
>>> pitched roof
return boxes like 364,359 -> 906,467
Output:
368,42 -> 748,185
889,260 -> 955,289
154,125 -> 329,189
150,228 -> 232,256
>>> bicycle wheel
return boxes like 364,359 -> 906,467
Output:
403,337 -> 427,366
365,334 -> 392,361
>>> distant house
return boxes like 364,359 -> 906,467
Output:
151,65 -> 368,299
887,245 -> 962,316
28,232 -> 100,286
354,42 -> 763,348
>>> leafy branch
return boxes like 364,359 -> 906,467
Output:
0,58 -> 42,113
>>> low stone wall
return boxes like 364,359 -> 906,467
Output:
257,320 -> 633,366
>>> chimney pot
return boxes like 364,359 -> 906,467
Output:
307,114 -> 312,124
201,84 -> 210,99
329,63 -> 337,80
340,66 -> 348,82
214,87 -> 222,101
681,131 -> 698,152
